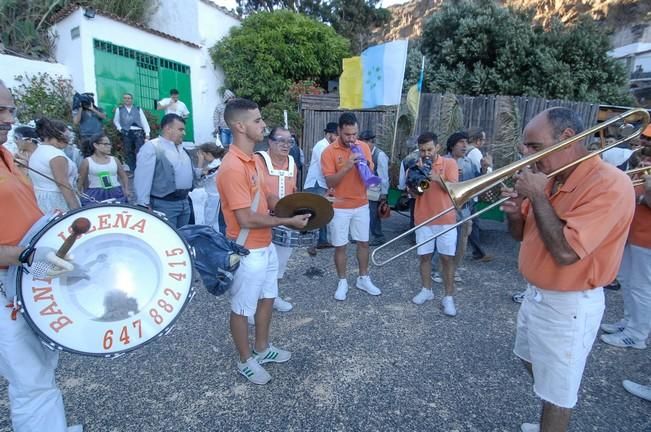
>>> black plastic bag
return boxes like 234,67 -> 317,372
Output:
177,225 -> 249,296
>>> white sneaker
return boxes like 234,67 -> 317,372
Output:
520,423 -> 540,432
237,357 -> 271,385
253,344 -> 292,364
356,275 -> 381,296
454,272 -> 462,283
441,296 -> 457,317
412,288 -> 434,305
600,332 -> 647,349
600,319 -> 627,334
334,279 -> 348,301
623,380 -> 651,401
273,297 -> 293,312
431,272 -> 442,283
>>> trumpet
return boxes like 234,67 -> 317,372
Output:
627,165 -> 651,187
372,108 -> 651,267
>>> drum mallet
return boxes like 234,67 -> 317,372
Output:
57,218 -> 92,258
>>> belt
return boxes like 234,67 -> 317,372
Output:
153,189 -> 191,201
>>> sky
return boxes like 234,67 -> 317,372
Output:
212,0 -> 411,11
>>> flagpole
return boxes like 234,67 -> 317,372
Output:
412,55 -> 425,135
390,103 -> 401,164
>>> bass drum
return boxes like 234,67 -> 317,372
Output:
16,204 -> 195,358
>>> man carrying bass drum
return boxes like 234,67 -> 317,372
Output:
0,80 -> 82,431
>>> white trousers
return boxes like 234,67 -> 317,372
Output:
619,244 -> 651,342
273,244 -> 293,280
0,274 -> 68,432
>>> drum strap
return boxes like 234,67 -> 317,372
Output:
255,151 -> 295,199
235,166 -> 261,246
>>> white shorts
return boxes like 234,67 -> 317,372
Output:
513,284 -> 604,408
329,205 -> 370,247
230,245 -> 278,317
415,224 -> 457,256
273,244 -> 293,279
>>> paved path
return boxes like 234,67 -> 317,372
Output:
0,213 -> 648,431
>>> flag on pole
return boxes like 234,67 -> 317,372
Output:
339,40 -> 409,109
406,55 -> 425,119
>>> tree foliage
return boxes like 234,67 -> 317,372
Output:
11,73 -> 75,124
210,10 -> 349,106
420,0 -> 632,104
0,0 -> 155,59
234,0 -> 389,53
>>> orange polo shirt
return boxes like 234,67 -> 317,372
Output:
258,153 -> 297,198
216,145 -> 271,249
519,157 -> 635,291
0,147 -> 43,267
629,184 -> 651,248
321,138 -> 374,209
413,156 -> 459,226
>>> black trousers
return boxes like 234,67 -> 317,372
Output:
122,130 -> 145,172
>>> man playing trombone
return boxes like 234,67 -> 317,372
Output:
501,107 -> 636,432
409,132 -> 460,316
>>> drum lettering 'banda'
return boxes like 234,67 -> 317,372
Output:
17,204 -> 195,358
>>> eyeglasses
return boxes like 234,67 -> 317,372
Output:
98,141 -> 112,146
271,137 -> 294,145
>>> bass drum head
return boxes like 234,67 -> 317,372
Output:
17,204 -> 194,358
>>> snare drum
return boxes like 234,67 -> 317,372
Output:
16,204 -> 195,358
271,226 -> 318,248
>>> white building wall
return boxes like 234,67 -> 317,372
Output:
51,11 -> 87,92
0,54 -> 71,89
194,1 -> 240,139
149,0 -> 240,142
51,8 -> 227,143
149,0 -> 201,44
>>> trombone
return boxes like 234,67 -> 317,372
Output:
372,108 -> 650,267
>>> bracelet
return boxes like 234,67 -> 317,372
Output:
18,247 -> 34,265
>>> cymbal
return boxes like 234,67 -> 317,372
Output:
275,192 -> 334,230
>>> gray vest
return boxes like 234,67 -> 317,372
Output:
149,138 -> 179,198
118,105 -> 144,130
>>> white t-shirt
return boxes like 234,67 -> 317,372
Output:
159,98 -> 190,117
303,137 -> 330,189
28,144 -> 76,191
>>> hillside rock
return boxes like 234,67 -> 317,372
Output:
371,0 -> 651,48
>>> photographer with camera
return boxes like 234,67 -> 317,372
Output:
409,132 -> 460,317
72,92 -> 106,141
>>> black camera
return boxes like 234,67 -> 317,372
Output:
73,92 -> 95,110
406,156 -> 433,195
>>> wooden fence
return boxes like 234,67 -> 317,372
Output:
299,93 -> 601,186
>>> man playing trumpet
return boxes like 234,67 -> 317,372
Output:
409,132 -> 459,316
600,147 -> 651,349
501,107 -> 635,432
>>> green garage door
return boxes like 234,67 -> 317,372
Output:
94,40 -> 194,141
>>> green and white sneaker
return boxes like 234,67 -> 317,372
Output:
237,357 -> 271,385
253,344 -> 292,364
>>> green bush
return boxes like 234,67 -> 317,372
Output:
11,73 -> 75,124
211,10 -> 349,106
